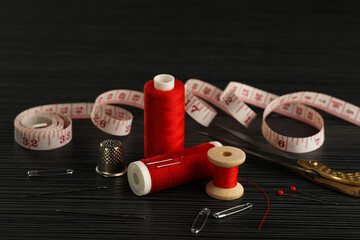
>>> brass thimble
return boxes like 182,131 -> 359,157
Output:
96,139 -> 127,177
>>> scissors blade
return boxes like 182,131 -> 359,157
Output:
199,131 -> 318,177
214,123 -> 297,160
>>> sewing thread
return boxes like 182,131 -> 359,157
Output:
144,74 -> 185,158
128,142 -> 222,196
213,166 -> 239,188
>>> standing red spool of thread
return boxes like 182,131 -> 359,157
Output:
144,74 -> 185,158
206,146 -> 246,200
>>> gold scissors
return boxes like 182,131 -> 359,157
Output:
199,123 -> 360,198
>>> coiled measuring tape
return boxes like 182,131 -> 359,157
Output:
14,80 -> 359,152
14,90 -> 144,150
184,79 -> 360,153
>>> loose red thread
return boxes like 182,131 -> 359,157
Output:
238,177 -> 269,231
144,79 -> 185,158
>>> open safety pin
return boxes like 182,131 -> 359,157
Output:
191,208 -> 210,234
213,202 -> 253,219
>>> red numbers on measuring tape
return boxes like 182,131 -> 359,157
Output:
347,109 -> 354,115
93,114 -> 99,123
59,132 -> 71,144
242,89 -> 249,97
93,113 -> 107,128
245,116 -> 251,124
22,137 -> 38,148
118,111 -> 125,119
331,101 -> 343,109
75,106 -> 83,114
307,111 -> 314,120
131,94 -> 140,102
203,87 -> 211,95
60,107 -> 68,114
31,139 -> 38,148
296,107 -> 303,115
191,105 -> 200,113
225,96 -> 233,105
255,93 -> 263,102
118,93 -> 126,100
278,140 -> 285,148
107,93 -> 114,100
105,108 -> 112,116
100,120 -> 107,128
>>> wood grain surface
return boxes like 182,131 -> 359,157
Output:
1,1 -> 360,239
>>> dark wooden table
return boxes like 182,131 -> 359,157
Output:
1,1 -> 360,239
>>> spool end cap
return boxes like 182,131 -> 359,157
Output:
206,181 -> 244,200
154,74 -> 175,91
127,161 -> 152,196
207,146 -> 246,168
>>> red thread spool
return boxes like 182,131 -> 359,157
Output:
144,74 -> 185,158
206,146 -> 246,200
128,142 -> 222,196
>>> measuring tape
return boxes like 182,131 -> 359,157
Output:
184,79 -> 257,127
15,80 -> 360,152
14,90 -> 144,150
185,79 -> 360,153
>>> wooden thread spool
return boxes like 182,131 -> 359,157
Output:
206,146 -> 246,200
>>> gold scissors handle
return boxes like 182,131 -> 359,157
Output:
297,159 -> 360,198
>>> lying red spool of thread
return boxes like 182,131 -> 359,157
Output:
206,146 -> 246,200
144,74 -> 185,158
128,141 -> 222,196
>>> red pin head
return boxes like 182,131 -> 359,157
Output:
277,190 -> 284,196
290,186 -> 296,192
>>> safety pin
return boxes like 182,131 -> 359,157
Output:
191,208 -> 210,234
27,168 -> 74,177
213,202 -> 253,219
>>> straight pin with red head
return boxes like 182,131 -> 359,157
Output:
289,186 -> 338,205
277,187 -> 338,205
